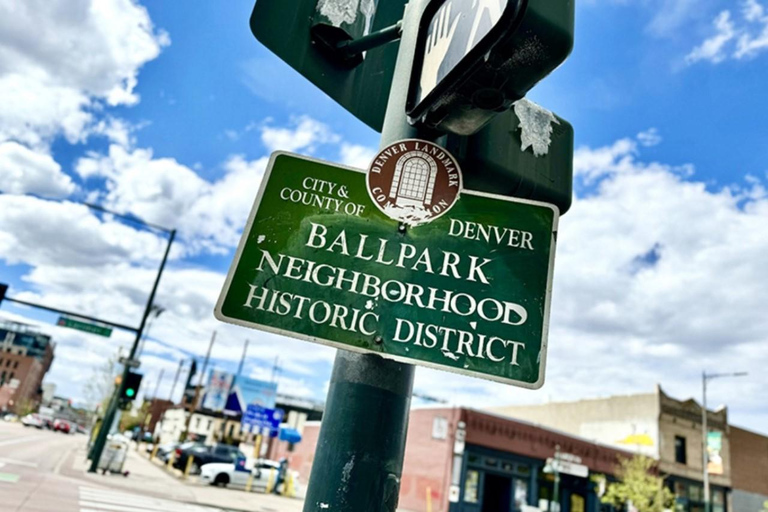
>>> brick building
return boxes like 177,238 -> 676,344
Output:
0,321 -> 55,412
730,426 -> 768,512
491,386 -> 732,512
285,407 -> 632,512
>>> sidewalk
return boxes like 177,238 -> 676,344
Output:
71,444 -> 304,512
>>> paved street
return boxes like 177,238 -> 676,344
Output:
0,422 -> 303,512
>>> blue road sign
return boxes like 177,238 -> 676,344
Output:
241,404 -> 284,437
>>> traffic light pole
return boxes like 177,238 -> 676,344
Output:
88,229 -> 176,472
301,1 -> 432,510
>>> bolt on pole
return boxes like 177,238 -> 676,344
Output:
301,2 -> 433,510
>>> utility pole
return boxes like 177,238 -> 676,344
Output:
181,331 -> 216,441
88,229 -> 176,473
168,358 -> 184,403
152,369 -> 164,400
300,2 -> 430,509
550,445 -> 561,512
270,356 -> 280,383
237,339 -> 249,378
701,371 -> 747,512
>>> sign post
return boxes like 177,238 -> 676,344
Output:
237,0 -> 574,509
301,2 -> 428,509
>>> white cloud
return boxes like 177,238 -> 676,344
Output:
0,195 -> 169,268
0,0 -> 168,147
339,143 -> 376,169
76,146 -> 268,253
0,141 -> 76,197
687,0 -> 768,64
636,128 -> 662,147
260,116 -> 341,154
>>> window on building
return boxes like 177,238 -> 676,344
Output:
689,484 -> 702,502
674,435 -> 687,464
463,470 -> 479,503
195,418 -> 201,429
13,360 -> 18,369
8,372 -> 13,381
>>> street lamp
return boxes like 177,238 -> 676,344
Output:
701,371 -> 747,512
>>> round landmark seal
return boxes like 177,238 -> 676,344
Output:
366,139 -> 463,225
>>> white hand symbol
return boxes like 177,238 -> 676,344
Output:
466,0 -> 505,53
420,1 -> 460,100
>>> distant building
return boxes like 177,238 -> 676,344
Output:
286,407 -> 632,512
0,321 -> 55,413
729,426 -> 768,512
41,382 -> 56,404
490,385 -> 732,512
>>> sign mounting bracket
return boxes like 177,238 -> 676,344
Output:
313,21 -> 403,67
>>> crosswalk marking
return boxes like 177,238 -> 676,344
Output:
78,486 -> 226,512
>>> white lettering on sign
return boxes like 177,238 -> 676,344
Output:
278,177 -> 366,216
242,217 -> 533,368
448,219 -> 534,249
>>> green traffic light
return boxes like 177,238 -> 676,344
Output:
125,388 -> 135,398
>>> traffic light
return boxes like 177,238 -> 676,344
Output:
408,0 -> 575,135
121,371 -> 142,402
0,283 -> 7,306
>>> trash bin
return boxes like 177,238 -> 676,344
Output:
98,434 -> 129,473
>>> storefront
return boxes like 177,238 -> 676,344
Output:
666,476 -> 728,512
447,410 -> 627,512
287,407 -> 634,512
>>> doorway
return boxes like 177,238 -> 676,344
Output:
482,473 -> 512,512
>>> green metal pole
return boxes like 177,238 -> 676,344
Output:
301,1 -> 433,510
88,229 -> 176,472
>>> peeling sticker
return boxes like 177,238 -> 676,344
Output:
317,0 -> 360,28
441,348 -> 460,361
514,99 -> 559,157
360,0 -> 375,36
341,455 -> 355,485
319,504 -> 330,510
257,235 -> 266,244
364,300 -> 375,310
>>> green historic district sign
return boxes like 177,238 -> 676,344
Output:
56,316 -> 113,337
215,152 -> 558,388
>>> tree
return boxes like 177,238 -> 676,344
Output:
83,350 -> 120,414
602,455 -> 675,512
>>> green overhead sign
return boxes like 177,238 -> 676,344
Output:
215,153 -> 558,388
56,316 -> 113,337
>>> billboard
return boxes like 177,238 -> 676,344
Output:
224,376 -> 277,415
201,370 -> 234,412
707,430 -> 724,475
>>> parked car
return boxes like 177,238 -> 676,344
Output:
53,419 -> 71,433
173,443 -> 244,475
146,441 -> 183,462
2,412 -> 18,422
200,458 -> 300,493
21,414 -> 44,428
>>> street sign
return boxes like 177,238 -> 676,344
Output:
546,457 -> 589,478
242,404 -> 284,436
407,0 -> 574,135
250,0 -> 408,132
118,356 -> 141,369
56,316 -> 112,337
215,152 -> 557,388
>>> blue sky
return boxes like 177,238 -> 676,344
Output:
1,0 -> 767,435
